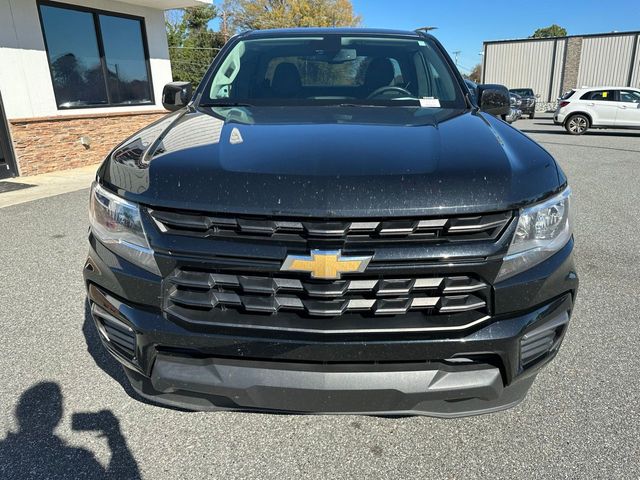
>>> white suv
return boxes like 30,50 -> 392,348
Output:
554,87 -> 640,134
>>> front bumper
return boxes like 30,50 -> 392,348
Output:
84,236 -> 577,417
521,105 -> 535,115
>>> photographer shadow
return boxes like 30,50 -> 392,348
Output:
0,382 -> 140,479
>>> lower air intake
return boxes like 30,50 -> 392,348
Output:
520,311 -> 569,368
92,304 -> 136,360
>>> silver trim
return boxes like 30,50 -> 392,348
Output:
417,219 -> 448,229
91,304 -> 134,333
439,299 -> 486,313
447,219 -> 507,233
410,297 -> 440,308
413,278 -> 444,289
168,308 -> 492,334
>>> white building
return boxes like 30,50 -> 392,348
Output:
0,0 -> 209,178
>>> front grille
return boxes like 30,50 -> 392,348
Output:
164,269 -> 491,333
153,209 -> 509,334
149,209 -> 512,245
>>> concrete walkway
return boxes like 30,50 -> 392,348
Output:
0,163 -> 97,209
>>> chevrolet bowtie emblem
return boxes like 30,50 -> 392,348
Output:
281,250 -> 372,280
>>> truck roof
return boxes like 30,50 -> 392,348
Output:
240,27 -> 425,38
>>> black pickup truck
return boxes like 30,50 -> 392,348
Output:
84,28 -> 577,417
510,88 -> 537,118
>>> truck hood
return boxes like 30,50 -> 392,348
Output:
99,106 -> 561,217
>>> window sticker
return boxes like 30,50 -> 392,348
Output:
420,97 -> 441,108
602,91 -> 608,98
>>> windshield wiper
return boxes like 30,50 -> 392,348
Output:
200,101 -> 254,107
337,103 -> 384,108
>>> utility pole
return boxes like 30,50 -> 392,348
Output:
452,50 -> 461,67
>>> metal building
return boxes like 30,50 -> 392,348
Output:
482,31 -> 640,104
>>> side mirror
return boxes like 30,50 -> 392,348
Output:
477,84 -> 511,116
162,82 -> 192,111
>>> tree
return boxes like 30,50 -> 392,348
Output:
165,10 -> 187,48
165,6 -> 224,87
531,24 -> 567,38
466,63 -> 482,83
223,0 -> 361,31
184,4 -> 217,31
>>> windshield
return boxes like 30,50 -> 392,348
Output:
199,34 -> 465,108
510,89 -> 534,96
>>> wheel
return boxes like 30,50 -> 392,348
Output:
565,114 -> 589,135
529,111 -> 535,119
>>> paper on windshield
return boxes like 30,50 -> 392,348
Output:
419,97 -> 441,108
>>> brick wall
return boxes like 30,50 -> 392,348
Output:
8,111 -> 167,177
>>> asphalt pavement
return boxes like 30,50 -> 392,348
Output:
0,115 -> 639,479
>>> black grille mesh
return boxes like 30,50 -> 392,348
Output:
165,269 -> 490,324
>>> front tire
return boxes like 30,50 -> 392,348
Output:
529,111 -> 535,119
565,114 -> 589,135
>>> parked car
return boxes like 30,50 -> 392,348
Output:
506,92 -> 523,123
85,28 -> 577,417
510,88 -> 537,118
554,86 -> 640,134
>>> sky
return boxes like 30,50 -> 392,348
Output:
207,1 -> 639,74
350,0 -> 640,73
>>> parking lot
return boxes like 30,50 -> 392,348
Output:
0,114 -> 639,479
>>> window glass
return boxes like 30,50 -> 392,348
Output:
99,15 -> 152,104
511,89 -> 534,96
39,3 -> 152,109
265,56 -> 369,87
40,5 -> 108,107
581,90 -> 615,101
202,35 -> 465,108
619,90 -> 640,103
263,57 -> 403,88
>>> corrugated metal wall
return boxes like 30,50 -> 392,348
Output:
484,40 -> 558,101
631,35 -> 640,87
576,35 -> 635,87
484,32 -> 640,102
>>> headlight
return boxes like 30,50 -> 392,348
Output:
496,187 -> 572,282
89,182 -> 160,275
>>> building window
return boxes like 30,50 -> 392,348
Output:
38,1 -> 153,109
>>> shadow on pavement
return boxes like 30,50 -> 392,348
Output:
0,382 -> 140,479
